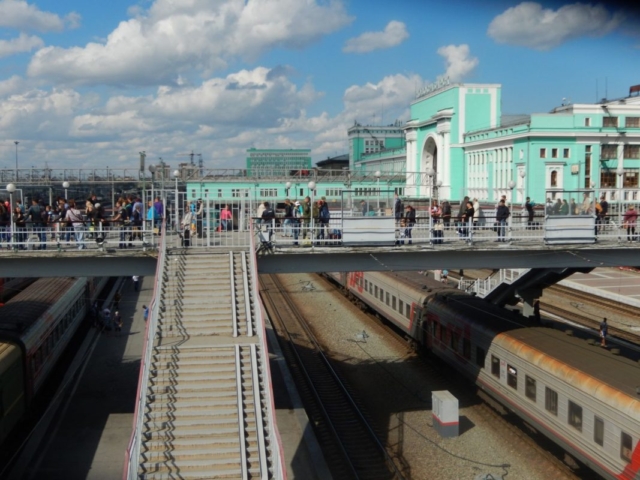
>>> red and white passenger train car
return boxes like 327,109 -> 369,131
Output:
0,276 -> 107,445
328,270 -> 640,480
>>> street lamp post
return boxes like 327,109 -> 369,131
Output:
62,181 -> 70,200
14,141 -> 19,182
508,180 -> 516,240
617,162 -> 625,226
308,181 -> 316,243
7,183 -> 15,250
149,164 -> 156,235
139,150 -> 146,206
173,170 -> 180,232
374,170 -> 381,212
285,181 -> 291,197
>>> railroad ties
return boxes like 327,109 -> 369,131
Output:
138,250 -> 274,479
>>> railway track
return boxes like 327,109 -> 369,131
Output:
260,274 -> 405,480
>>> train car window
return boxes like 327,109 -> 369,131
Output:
438,324 -> 444,341
375,286 -> 378,298
525,376 -> 536,401
507,365 -> 517,389
399,299 -> 404,314
463,338 -> 470,359
491,355 -> 500,378
451,331 -> 459,351
594,417 -> 604,446
385,292 -> 390,306
392,296 -> 396,310
369,282 -> 373,294
568,401 -> 582,431
380,289 -> 384,301
0,388 -> 4,417
621,432 -> 633,462
405,304 -> 410,319
545,388 -> 558,416
476,347 -> 485,368
365,279 -> 368,291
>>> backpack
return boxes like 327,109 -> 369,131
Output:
293,206 -> 301,218
262,208 -> 275,221
319,204 -> 330,221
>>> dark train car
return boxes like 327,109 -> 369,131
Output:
333,270 -> 640,480
0,276 -> 108,445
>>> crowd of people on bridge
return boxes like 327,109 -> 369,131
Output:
0,193 -> 165,250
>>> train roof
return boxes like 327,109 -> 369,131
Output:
382,271 -> 640,402
0,278 -> 81,337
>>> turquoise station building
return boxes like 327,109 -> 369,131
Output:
186,81 -> 640,208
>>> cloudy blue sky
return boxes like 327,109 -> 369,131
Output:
0,0 -> 638,170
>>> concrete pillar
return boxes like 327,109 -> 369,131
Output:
518,288 -> 542,318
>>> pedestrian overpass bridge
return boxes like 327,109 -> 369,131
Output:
0,216 -> 637,277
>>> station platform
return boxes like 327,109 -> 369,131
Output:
18,276 -> 152,479
560,267 -> 640,308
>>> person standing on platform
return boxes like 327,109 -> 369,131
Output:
394,194 -> 403,225
143,305 -> 149,322
600,318 -> 608,347
220,204 -> 233,232
525,197 -> 534,228
623,205 -> 638,242
596,195 -> 608,234
261,202 -> 276,241
114,311 -> 123,334
495,199 -> 510,242
132,275 -> 140,292
441,200 -> 452,230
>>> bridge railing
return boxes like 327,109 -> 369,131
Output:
0,222 -> 161,251
123,221 -> 167,479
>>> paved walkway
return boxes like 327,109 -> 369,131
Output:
561,267 -> 640,308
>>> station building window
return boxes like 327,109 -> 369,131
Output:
540,148 -> 547,159
626,117 -> 640,128
545,387 -> 558,416
525,376 -> 537,401
584,117 -> 591,127
476,347 -> 485,368
601,171 -> 616,188
507,365 -> 518,389
624,145 -> 640,159
594,417 -> 604,446
568,401 -> 583,431
621,432 -> 633,462
550,171 -> 558,187
601,144 -> 618,160
491,355 -> 500,378
552,148 -> 558,158
624,172 -> 639,188
563,148 -> 570,158
603,116 -> 618,128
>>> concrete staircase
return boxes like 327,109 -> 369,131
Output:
138,251 -> 272,480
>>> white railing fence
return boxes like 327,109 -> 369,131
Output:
123,222 -> 167,479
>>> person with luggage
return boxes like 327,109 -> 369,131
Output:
404,205 -> 416,245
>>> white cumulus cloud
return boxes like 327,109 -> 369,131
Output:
343,20 -> 409,53
28,0 -> 352,86
0,33 -> 43,58
488,2 -> 623,50
0,0 -> 80,32
437,44 -> 478,82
